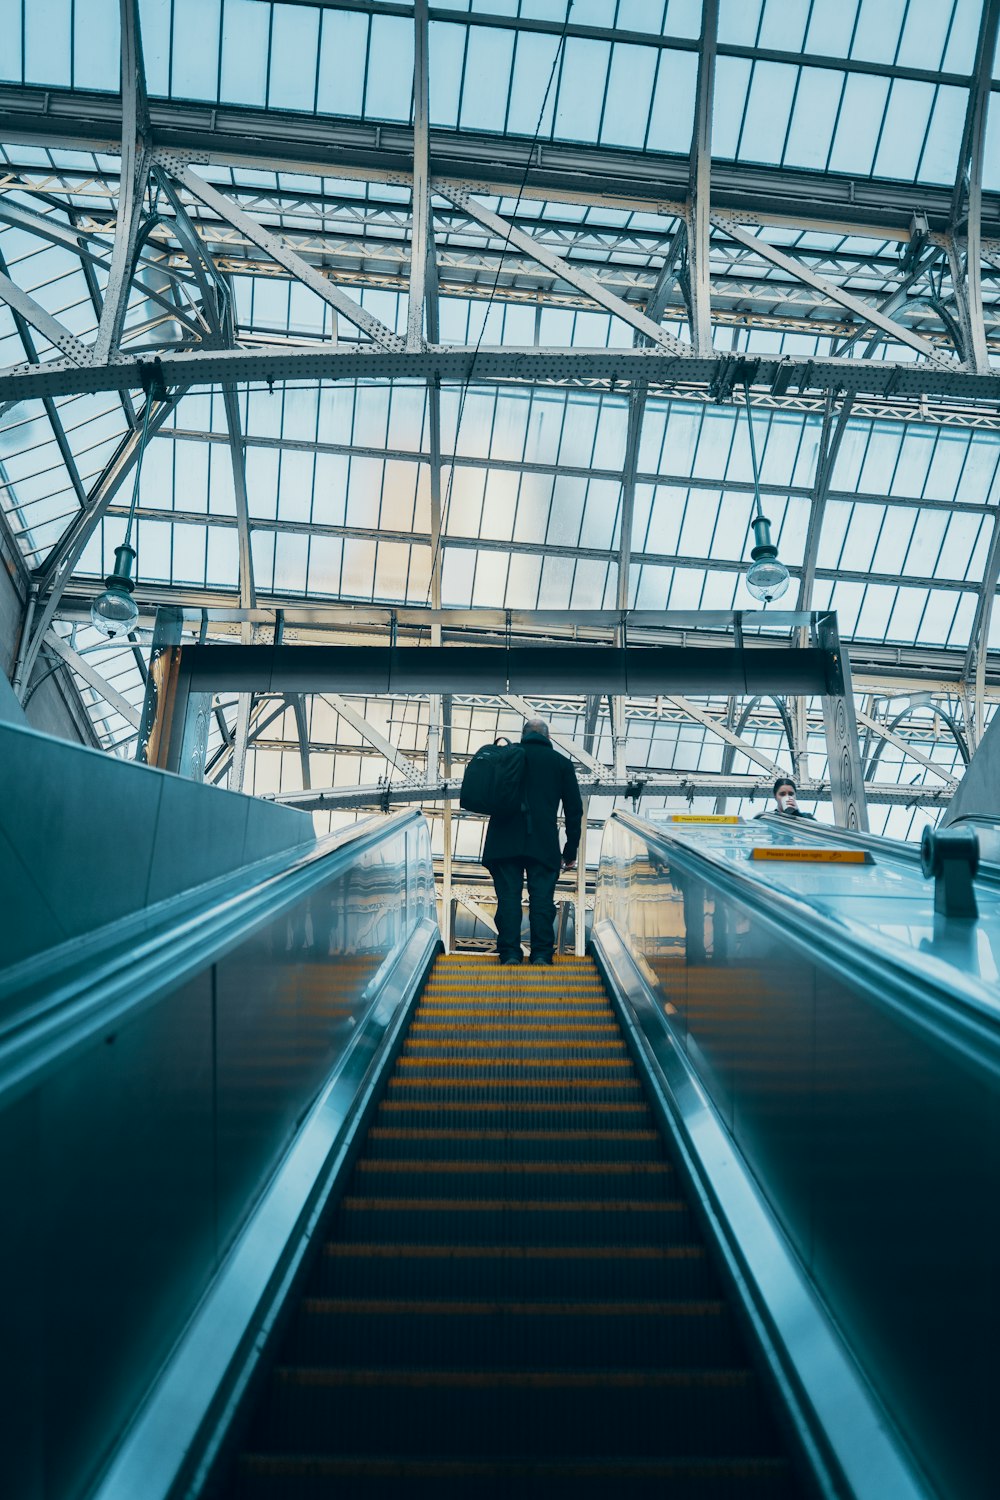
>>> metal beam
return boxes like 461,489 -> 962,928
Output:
324,692 -> 424,783
151,170 -> 256,611
93,0 -> 151,362
454,888 -> 498,936
434,184 -> 691,356
796,393 -> 855,611
3,86 -> 998,240
171,164 -> 404,350
949,0 -> 1000,375
291,694 -> 312,790
711,214 -> 957,368
407,0 -> 431,353
177,640 -> 836,698
113,424 -> 1000,513
853,705 -> 959,787
0,271 -> 94,365
275,775 -> 953,813
644,222 -> 687,328
42,631 -> 141,727
4,343 -> 1000,406
501,694 -> 612,780
14,390 -> 183,696
687,0 -> 718,354
963,509 -> 1000,747
664,693 -> 782,777
0,243 -> 88,507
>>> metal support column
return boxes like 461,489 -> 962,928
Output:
816,613 -> 869,830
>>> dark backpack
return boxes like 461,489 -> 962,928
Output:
460,739 -> 528,818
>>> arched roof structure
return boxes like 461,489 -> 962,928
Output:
1,0 -> 998,859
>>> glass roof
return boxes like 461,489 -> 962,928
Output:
1,0 -> 999,844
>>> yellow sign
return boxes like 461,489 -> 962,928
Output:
751,847 -> 871,864
667,815 -> 741,824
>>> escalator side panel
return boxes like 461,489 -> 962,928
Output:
4,813 -> 436,1500
596,814 -> 995,1500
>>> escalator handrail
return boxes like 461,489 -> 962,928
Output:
0,806 -> 426,1098
755,810 -> 1000,891
610,809 -> 1000,1075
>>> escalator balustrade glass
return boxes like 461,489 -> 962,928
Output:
594,811 -> 1000,1500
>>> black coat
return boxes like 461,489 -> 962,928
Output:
483,732 -> 583,870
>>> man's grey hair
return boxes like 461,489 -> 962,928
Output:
523,717 -> 550,739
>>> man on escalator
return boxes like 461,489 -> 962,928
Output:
483,718 -> 583,966
759,775 -> 816,820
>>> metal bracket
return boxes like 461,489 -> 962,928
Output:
920,825 -> 979,918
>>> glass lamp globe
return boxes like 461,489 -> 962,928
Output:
91,542 -> 139,639
91,584 -> 139,639
746,555 -> 790,602
745,516 -> 790,603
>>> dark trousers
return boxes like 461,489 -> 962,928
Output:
490,857 -> 559,961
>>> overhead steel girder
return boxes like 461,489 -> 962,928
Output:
149,639 -> 843,774
176,643 -> 838,698
2,86 -> 999,241
93,0 -> 151,364
2,344 -> 998,406
273,777 -> 951,814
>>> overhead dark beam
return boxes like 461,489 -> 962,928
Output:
179,642 -> 837,697
1,87 -> 998,239
2,344 -> 999,406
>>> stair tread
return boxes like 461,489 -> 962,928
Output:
225,953 -> 798,1496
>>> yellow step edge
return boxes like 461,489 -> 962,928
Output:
340,1197 -> 687,1212
386,1079 -> 643,1090
379,1104 -> 653,1116
356,1160 -> 670,1174
271,1369 -> 752,1392
322,1242 -> 705,1261
367,1127 -> 660,1141
301,1297 -> 723,1316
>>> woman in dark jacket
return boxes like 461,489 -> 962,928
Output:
483,719 -> 583,965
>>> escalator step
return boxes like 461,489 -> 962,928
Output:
314,1242 -> 716,1300
375,1101 -> 656,1130
259,1367 -> 780,1459
363,1127 -> 664,1162
238,1452 -> 796,1500
385,1080 -> 645,1103
394,1059 -> 635,1077
407,1026 -> 626,1038
351,1161 -> 673,1199
331,1197 -> 696,1246
402,1040 -> 629,1056
224,954 -> 801,1497
288,1296 -> 737,1368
